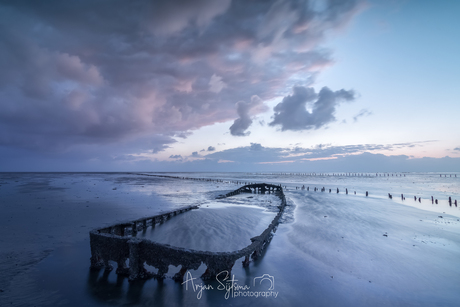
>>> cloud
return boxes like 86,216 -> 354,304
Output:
2,144 -> 459,173
229,95 -> 266,136
174,131 -> 193,139
205,143 -> 285,163
318,153 -> 460,173
454,147 -> 460,151
207,146 -> 216,152
0,0 -> 364,157
204,141 -> 433,165
353,109 -> 372,122
191,151 -> 199,157
208,74 -> 226,93
169,154 -> 182,159
144,0 -> 232,35
269,86 -> 355,131
250,143 -> 263,151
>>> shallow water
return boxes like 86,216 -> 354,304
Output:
1,172 -> 459,306
146,172 -> 460,217
136,202 -> 277,252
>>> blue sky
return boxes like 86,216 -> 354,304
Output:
0,0 -> 459,172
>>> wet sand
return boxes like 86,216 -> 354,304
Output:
0,173 -> 280,306
1,172 -> 460,306
0,173 -> 188,305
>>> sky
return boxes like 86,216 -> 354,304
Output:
0,0 -> 459,172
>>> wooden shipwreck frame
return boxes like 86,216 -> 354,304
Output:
89,183 -> 286,282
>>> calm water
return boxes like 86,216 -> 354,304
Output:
1,172 -> 459,306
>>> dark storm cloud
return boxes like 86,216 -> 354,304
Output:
229,101 -> 254,136
147,135 -> 178,154
229,95 -> 266,136
269,86 -> 355,131
0,0 -> 363,157
142,0 -> 232,35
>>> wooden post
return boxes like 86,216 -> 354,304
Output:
242,255 -> 250,267
173,266 -> 188,282
132,222 -> 137,236
128,238 -> 142,280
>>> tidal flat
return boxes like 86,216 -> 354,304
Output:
1,172 -> 459,306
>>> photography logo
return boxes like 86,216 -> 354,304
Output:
182,271 -> 279,300
253,274 -> 275,290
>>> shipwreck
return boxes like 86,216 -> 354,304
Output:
89,183 -> 286,282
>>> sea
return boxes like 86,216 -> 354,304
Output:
0,172 -> 459,306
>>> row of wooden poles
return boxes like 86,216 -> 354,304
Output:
388,193 -> 457,207
248,173 -> 458,177
138,174 -> 458,207
295,186 -> 368,196
138,173 -> 277,187
293,185 -> 458,207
